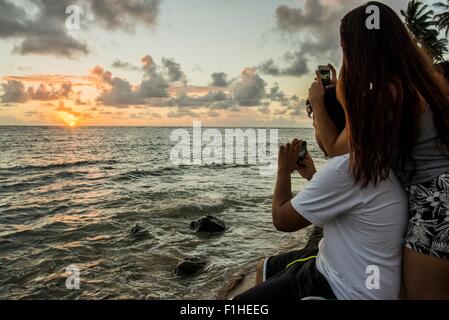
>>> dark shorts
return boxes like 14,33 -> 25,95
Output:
404,172 -> 449,260
233,249 -> 336,300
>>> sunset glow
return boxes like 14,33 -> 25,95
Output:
0,0 -> 425,127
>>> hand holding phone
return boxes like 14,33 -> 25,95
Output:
295,141 -> 316,180
296,141 -> 308,165
318,65 -> 331,87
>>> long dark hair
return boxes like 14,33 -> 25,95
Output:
436,61 -> 449,81
339,1 -> 449,187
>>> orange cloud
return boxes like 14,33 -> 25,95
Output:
3,74 -> 95,87
55,101 -> 93,126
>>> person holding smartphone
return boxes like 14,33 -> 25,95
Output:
233,82 -> 408,301
309,2 -> 449,299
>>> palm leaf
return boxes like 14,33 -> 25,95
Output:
434,0 -> 449,37
402,0 -> 448,62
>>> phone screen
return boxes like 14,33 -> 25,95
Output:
318,66 -> 331,86
297,141 -> 307,165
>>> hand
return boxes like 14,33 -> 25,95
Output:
308,71 -> 325,110
297,151 -> 316,181
328,63 -> 337,86
277,139 -> 302,174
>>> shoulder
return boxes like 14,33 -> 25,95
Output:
306,154 -> 354,193
317,154 -> 351,180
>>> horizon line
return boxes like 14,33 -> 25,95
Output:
0,124 -> 314,129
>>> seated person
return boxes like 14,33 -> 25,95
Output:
234,86 -> 408,300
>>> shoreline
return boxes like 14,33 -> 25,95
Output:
216,227 -> 323,300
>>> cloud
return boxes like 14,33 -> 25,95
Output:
24,111 -> 40,117
141,55 -> 157,75
89,0 -> 160,31
147,91 -> 229,108
92,66 -> 144,107
0,0 -> 161,58
161,57 -> 184,82
139,74 -> 169,98
140,55 -> 170,98
233,68 -> 266,107
1,80 -> 29,103
56,101 -> 82,117
289,104 -> 305,117
3,74 -> 94,87
263,0 -> 410,77
207,99 -> 236,110
167,107 -> 199,118
211,72 -> 229,87
258,102 -> 271,115
141,67 -> 272,115
287,99 -> 307,117
206,110 -> 220,117
93,55 -> 170,107
258,53 -> 309,77
112,60 -> 141,72
0,0 -> 88,58
129,112 -> 161,119
75,97 -> 88,106
1,80 -> 73,103
258,59 -> 281,76
56,101 -> 93,120
13,34 -> 89,58
28,83 -> 73,101
151,67 -> 270,110
268,83 -> 284,100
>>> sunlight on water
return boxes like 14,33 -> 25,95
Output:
0,126 -> 326,299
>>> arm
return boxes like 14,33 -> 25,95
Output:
313,105 -> 349,157
272,140 -> 314,233
309,69 -> 349,157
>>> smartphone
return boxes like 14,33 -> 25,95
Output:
318,65 -> 331,87
297,141 -> 308,165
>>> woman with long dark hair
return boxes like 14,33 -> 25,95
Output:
308,1 -> 449,299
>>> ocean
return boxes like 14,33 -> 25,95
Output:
0,126 -> 327,299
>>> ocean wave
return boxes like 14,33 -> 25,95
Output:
112,167 -> 181,181
0,171 -> 88,193
4,159 -> 119,173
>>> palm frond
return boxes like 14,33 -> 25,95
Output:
433,0 -> 449,37
402,0 -> 448,62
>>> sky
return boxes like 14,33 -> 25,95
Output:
0,0 -> 438,127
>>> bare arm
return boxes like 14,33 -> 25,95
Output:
309,68 -> 349,157
272,140 -> 313,233
313,105 -> 349,157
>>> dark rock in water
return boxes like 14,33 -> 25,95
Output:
131,224 -> 142,234
130,224 -> 150,238
190,215 -> 226,233
175,257 -> 207,276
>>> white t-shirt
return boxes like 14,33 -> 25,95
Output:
291,154 -> 408,300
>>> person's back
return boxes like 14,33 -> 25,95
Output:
234,81 -> 409,301
291,154 -> 408,299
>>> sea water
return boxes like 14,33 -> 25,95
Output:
0,126 -> 326,299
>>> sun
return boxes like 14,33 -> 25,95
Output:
57,111 -> 79,127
